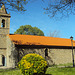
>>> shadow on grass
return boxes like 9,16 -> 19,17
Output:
0,68 -> 18,73
45,74 -> 52,75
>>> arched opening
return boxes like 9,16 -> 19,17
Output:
45,48 -> 48,57
1,19 -> 5,28
2,55 -> 5,66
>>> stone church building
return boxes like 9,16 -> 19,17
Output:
0,5 -> 75,68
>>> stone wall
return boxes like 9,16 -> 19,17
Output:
16,48 -> 46,62
0,48 -> 6,66
0,28 -> 9,35
0,48 -> 6,56
16,47 -> 75,66
6,36 -> 17,68
0,35 -> 7,48
47,49 -> 75,65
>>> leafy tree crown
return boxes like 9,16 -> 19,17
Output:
14,25 -> 44,36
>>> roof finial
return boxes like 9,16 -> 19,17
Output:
1,4 -> 7,14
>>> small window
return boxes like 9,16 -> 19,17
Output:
1,19 -> 5,28
45,48 -> 48,57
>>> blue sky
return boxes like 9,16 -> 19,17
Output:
7,0 -> 75,40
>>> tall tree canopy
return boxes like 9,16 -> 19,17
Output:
14,25 -> 44,36
0,0 -> 28,11
48,30 -> 60,37
0,0 -> 74,18
44,0 -> 75,18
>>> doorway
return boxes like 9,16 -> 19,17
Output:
2,55 -> 5,66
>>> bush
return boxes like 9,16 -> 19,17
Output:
18,53 -> 47,75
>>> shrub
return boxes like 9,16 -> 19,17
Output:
18,53 -> 47,75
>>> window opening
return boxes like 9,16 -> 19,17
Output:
1,19 -> 5,28
45,48 -> 48,57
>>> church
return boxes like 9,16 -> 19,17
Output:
0,4 -> 75,68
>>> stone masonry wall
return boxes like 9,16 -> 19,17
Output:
47,48 -> 75,65
6,36 -> 17,68
0,35 -> 7,48
16,48 -> 45,62
0,48 -> 6,66
16,47 -> 75,66
0,49 -> 6,56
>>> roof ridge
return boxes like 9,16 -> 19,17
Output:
9,34 -> 70,40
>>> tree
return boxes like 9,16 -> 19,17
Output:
14,25 -> 44,36
48,30 -> 60,37
0,0 -> 74,18
0,0 -> 28,11
44,0 -> 75,18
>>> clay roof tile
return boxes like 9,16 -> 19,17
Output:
8,34 -> 75,47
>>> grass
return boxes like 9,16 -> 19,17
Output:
46,67 -> 75,75
0,67 -> 75,75
0,69 -> 21,75
57,63 -> 73,67
49,63 -> 73,68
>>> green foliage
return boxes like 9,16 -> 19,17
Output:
44,0 -> 75,18
18,53 -> 47,75
0,0 -> 74,18
0,0 -> 27,11
14,25 -> 44,36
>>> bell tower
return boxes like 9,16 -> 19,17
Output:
0,4 -> 11,48
0,4 -> 11,66
0,4 -> 11,34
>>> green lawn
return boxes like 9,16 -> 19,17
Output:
0,69 -> 21,75
0,67 -> 75,75
49,63 -> 73,67
46,67 -> 75,75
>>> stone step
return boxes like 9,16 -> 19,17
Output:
0,66 -> 13,69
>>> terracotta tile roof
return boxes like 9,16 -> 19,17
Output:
8,34 -> 75,47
